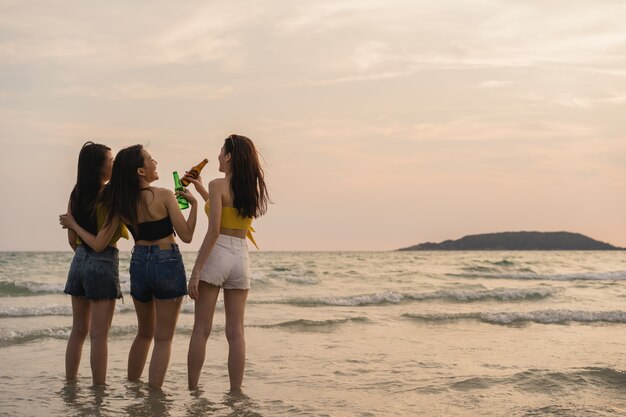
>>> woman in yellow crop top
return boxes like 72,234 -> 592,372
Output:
58,141 -> 127,386
186,134 -> 269,390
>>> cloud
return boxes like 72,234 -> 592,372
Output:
351,41 -> 390,71
518,93 -> 626,109
603,94 -> 626,104
55,83 -> 235,100
151,3 -> 264,68
277,0 -> 383,33
474,80 -> 512,89
0,1 -> 258,69
583,67 -> 626,77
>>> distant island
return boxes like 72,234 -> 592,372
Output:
398,231 -> 624,251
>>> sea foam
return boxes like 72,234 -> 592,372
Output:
254,288 -> 555,307
0,303 -> 139,317
0,280 -> 65,297
403,309 -> 626,325
448,270 -> 626,281
254,316 -> 369,330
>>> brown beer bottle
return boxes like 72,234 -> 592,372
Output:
181,158 -> 208,186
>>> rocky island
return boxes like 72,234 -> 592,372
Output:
399,231 -> 623,251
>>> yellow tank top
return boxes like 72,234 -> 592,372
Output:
205,201 -> 258,249
76,204 -> 129,246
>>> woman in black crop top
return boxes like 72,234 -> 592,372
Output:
99,144 -> 198,389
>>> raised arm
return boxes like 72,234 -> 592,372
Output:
188,180 -> 223,300
186,174 -> 209,202
165,188 -> 198,243
60,211 -> 121,252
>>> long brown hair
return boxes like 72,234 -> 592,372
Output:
100,144 -> 145,231
224,134 -> 268,218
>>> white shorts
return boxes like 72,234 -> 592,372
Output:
199,234 -> 251,290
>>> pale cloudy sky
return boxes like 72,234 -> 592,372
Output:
1,0 -> 625,251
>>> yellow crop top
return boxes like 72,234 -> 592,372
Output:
205,201 -> 258,249
76,204 -> 129,246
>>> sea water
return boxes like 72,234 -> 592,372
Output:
1,251 -> 626,416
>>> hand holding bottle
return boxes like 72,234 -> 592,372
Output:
173,171 -> 190,210
175,187 -> 197,206
181,159 -> 208,186
184,173 -> 208,201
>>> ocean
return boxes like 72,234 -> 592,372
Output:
1,250 -> 626,416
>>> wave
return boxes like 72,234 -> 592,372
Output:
403,309 -> 626,325
461,266 -> 498,273
444,367 -> 626,394
0,279 -> 134,297
0,325 -> 145,347
0,305 -> 73,317
0,327 -> 72,347
0,303 -> 139,318
448,270 -> 626,281
0,322 -> 221,348
255,271 -> 321,285
254,288 -> 555,307
0,280 -> 65,297
468,367 -> 626,393
0,301 -> 224,318
250,271 -> 271,283
253,317 -> 369,331
412,288 -> 556,302
285,276 -> 320,285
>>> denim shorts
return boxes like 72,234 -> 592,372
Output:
64,245 -> 122,300
129,244 -> 187,303
200,234 -> 251,290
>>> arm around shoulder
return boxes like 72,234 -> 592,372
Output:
61,213 -> 121,252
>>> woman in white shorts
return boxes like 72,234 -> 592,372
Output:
185,134 -> 269,391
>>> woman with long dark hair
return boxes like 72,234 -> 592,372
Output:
186,134 -> 268,390
60,141 -> 128,385
96,144 -> 198,389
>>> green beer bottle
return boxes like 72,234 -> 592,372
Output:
173,171 -> 189,210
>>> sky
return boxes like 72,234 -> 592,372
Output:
1,0 -> 625,251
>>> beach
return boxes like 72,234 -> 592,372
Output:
1,250 -> 626,416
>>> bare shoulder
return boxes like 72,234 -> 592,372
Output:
209,178 -> 228,191
147,186 -> 175,202
149,186 -> 171,194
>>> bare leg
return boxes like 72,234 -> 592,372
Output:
66,296 -> 91,380
89,299 -> 116,385
224,289 -> 248,390
148,298 -> 183,389
127,299 -> 155,381
187,282 -> 221,389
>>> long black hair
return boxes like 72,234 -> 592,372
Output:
69,141 -> 111,235
100,144 -> 145,231
224,134 -> 268,218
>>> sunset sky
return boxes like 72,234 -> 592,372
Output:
1,0 -> 625,251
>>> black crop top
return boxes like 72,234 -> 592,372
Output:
129,217 -> 174,241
